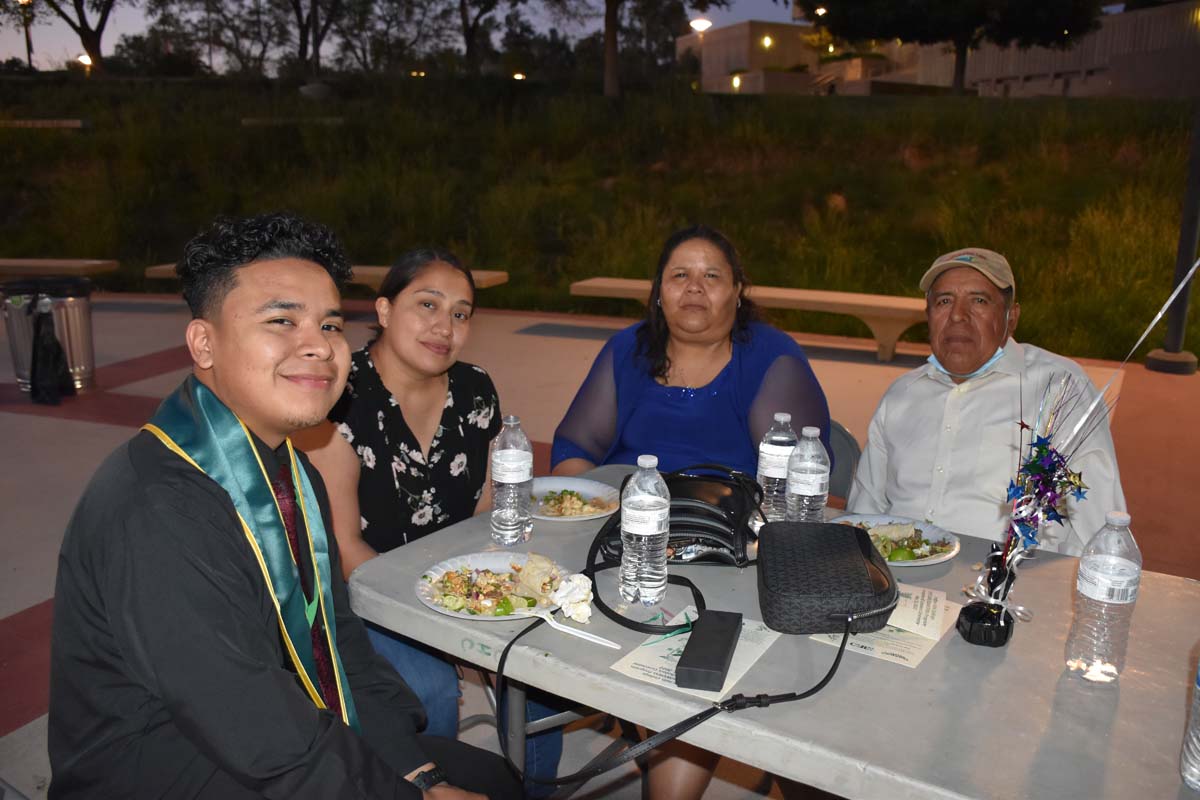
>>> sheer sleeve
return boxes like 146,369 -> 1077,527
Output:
748,354 -> 833,467
551,344 -> 618,468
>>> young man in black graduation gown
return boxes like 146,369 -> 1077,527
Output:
48,213 -> 523,800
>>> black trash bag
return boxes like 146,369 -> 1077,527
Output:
29,297 -> 76,405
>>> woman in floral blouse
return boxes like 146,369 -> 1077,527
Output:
296,249 -> 498,738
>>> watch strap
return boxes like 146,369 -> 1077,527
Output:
410,765 -> 448,791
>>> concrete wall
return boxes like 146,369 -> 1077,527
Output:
677,21 -> 820,94
919,1 -> 1200,98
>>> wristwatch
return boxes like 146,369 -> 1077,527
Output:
409,765 -> 448,791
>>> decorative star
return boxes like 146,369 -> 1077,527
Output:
1006,480 -> 1023,502
1072,487 -> 1088,501
1032,435 -> 1052,448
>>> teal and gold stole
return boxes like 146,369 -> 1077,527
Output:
143,376 -> 360,731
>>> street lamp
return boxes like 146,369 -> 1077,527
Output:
815,6 -> 828,16
761,35 -> 774,49
689,18 -> 713,33
513,72 -> 526,81
77,52 -> 92,77
17,0 -> 34,69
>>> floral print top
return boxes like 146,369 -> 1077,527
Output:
328,347 -> 502,552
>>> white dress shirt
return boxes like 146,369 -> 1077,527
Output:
847,340 -> 1126,556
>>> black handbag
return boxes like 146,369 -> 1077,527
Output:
757,521 -> 900,634
596,463 -> 763,568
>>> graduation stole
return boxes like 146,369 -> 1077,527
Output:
142,376 -> 361,732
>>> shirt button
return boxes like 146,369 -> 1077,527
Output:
936,466 -> 944,473
945,424 -> 952,431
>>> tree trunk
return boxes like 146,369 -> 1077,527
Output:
80,28 -> 103,71
22,15 -> 34,68
459,0 -> 479,75
603,0 -> 621,98
310,0 -> 321,76
951,37 -> 969,95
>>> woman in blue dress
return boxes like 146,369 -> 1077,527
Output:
551,224 -> 831,799
553,224 -> 830,478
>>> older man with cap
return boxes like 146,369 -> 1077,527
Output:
847,247 -> 1126,555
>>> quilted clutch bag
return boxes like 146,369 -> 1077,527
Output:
756,521 -> 899,634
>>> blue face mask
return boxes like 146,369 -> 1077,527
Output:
928,344 -> 1006,381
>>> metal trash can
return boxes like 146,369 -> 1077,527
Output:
1,277 -> 95,391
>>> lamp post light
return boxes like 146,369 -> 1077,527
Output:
689,18 -> 712,33
815,6 -> 828,16
77,53 -> 92,77
17,0 -> 34,69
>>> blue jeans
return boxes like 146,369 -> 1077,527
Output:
365,623 -> 563,793
366,623 -> 460,738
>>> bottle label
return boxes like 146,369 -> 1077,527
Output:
492,449 -> 532,483
788,469 -> 829,496
757,443 -> 793,479
1076,555 -> 1140,604
622,504 -> 669,537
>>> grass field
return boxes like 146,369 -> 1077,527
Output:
1,76 -> 1195,360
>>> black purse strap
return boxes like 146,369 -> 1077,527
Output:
494,615 -> 853,788
583,511 -> 706,636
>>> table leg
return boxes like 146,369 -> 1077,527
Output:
505,680 -> 527,769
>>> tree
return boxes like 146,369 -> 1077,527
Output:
498,8 -> 573,77
334,0 -> 454,72
148,0 -> 289,75
600,0 -> 731,98
107,16 -> 209,74
794,0 -> 1104,94
280,0 -> 344,76
36,0 -> 132,69
0,0 -> 49,68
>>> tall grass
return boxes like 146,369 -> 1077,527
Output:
0,77 -> 1194,359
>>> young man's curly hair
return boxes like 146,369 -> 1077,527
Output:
178,212 -> 353,319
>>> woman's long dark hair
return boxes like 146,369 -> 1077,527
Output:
635,225 -> 758,381
370,248 -> 475,341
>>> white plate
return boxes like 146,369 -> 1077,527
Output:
416,551 -> 566,621
830,514 -> 961,567
530,477 -> 619,522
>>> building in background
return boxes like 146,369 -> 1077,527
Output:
678,1 -> 1200,98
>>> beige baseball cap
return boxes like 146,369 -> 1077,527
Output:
919,248 -> 1015,296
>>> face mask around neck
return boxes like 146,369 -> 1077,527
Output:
928,344 -> 1006,381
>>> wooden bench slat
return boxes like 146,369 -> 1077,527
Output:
569,277 -> 926,362
0,259 -> 119,278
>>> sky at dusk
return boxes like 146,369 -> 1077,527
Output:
0,0 -> 794,70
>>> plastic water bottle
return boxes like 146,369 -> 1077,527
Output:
1064,511 -> 1141,684
786,426 -> 830,523
1182,663 -> 1200,790
489,415 -> 533,546
757,412 -> 798,523
619,455 -> 670,607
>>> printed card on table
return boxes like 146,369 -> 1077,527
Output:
609,606 -> 780,700
809,595 -> 960,670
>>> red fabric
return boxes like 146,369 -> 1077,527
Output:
273,464 -> 342,717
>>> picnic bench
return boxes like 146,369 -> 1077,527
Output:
0,259 -> 118,279
569,277 -> 926,362
146,264 -> 509,292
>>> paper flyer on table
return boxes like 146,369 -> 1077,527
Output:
609,606 -> 781,700
810,596 -> 960,669
886,584 -> 947,641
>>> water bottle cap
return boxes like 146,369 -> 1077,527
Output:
503,414 -> 520,425
801,426 -> 820,438
773,412 -> 792,423
1105,511 -> 1131,527
636,454 -> 658,469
